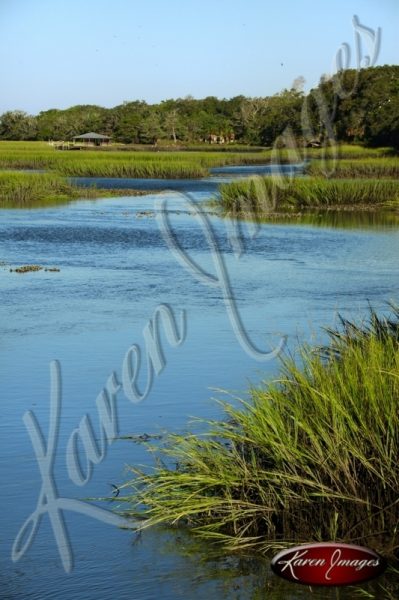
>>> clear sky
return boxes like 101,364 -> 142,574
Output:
0,0 -> 397,114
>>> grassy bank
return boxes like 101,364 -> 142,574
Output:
1,142 -> 397,206
306,158 -> 399,179
0,142 -> 275,178
0,171 -> 148,207
264,144 -> 395,164
218,176 -> 399,215
0,171 -> 80,207
0,142 -> 395,179
121,309 -> 399,559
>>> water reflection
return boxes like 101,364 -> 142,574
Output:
240,209 -> 399,230
135,529 -> 399,599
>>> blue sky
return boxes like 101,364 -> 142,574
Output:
0,0 -> 397,114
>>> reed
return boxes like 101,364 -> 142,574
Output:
121,308 -> 399,558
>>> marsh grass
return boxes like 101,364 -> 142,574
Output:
262,144 -> 395,164
0,171 -> 147,207
0,142 -> 281,178
219,176 -> 399,216
307,158 -> 399,179
121,308 -> 399,559
0,142 -> 394,179
0,171 -> 80,206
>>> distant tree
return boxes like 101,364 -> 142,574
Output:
139,112 -> 163,145
359,67 -> 399,147
240,98 -> 268,143
36,105 -> 108,140
36,109 -> 61,140
0,66 -> 398,147
0,110 -> 38,140
307,65 -> 399,147
256,91 -> 303,146
112,101 -> 148,143
163,108 -> 180,143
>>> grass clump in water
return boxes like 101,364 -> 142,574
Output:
0,171 -> 81,207
0,171 -> 149,207
218,176 -> 399,216
121,308 -> 399,558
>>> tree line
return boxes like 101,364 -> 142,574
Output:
0,66 -> 397,147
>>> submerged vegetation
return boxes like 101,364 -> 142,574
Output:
121,308 -> 399,560
9,264 -> 61,273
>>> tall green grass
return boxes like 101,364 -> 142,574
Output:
0,171 -> 144,207
308,144 -> 395,159
0,171 -> 79,207
121,308 -> 399,558
307,158 -> 399,179
262,144 -> 395,164
0,142 -> 395,179
0,142 -> 279,177
219,176 -> 399,215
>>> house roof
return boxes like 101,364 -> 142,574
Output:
73,132 -> 110,140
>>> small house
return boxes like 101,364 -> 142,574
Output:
72,132 -> 111,147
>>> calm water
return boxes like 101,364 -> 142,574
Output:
1,170 -> 399,599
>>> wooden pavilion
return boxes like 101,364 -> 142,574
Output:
72,132 -> 111,146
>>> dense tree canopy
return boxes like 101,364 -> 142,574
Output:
0,66 -> 397,147
306,65 -> 399,147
